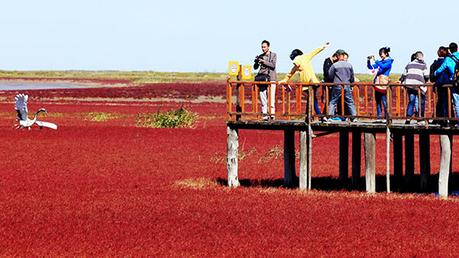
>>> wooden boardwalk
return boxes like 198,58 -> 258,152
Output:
226,80 -> 457,198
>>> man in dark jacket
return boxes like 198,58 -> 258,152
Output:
431,46 -> 450,119
322,52 -> 339,114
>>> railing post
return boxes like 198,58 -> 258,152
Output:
267,82 -> 271,117
281,86 -> 286,117
235,65 -> 242,121
226,79 -> 233,119
364,85 -> 369,115
296,84 -> 302,115
354,85 -> 360,116
251,84 -> 256,115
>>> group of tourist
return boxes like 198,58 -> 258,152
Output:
253,40 -> 459,125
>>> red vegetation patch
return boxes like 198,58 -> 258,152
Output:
1,82 -> 226,100
1,84 -> 459,256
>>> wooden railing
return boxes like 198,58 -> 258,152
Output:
226,79 -> 457,124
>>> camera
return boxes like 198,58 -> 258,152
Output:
367,55 -> 374,60
254,53 -> 265,64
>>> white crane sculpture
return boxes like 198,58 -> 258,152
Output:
15,94 -> 57,130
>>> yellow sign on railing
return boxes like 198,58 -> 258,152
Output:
241,65 -> 253,80
228,61 -> 240,76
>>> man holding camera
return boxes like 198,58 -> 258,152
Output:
254,40 -> 277,120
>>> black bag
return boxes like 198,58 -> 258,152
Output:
255,73 -> 270,82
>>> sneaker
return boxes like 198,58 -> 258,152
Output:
330,117 -> 342,121
417,120 -> 426,126
375,119 -> 382,123
270,115 -> 276,120
262,116 -> 270,121
351,118 -> 359,123
381,119 -> 387,123
405,119 -> 411,125
321,117 -> 328,122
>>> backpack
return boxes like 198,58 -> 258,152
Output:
451,55 -> 459,87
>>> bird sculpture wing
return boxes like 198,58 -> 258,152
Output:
14,94 -> 29,121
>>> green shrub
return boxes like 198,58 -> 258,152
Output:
136,108 -> 197,128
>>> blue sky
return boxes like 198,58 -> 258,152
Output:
1,0 -> 457,73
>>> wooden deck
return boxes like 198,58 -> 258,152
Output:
225,80 -> 455,198
228,119 -> 459,134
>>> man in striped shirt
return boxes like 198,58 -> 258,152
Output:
400,51 -> 429,125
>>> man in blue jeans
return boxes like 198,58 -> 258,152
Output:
325,50 -> 357,122
434,42 -> 459,122
400,51 -> 429,125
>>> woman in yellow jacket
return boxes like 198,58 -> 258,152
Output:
279,42 -> 330,114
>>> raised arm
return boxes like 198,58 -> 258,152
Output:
367,59 -> 377,70
434,57 -> 451,77
304,42 -> 330,61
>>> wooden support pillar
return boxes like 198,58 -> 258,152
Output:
439,135 -> 451,199
393,133 -> 403,190
299,130 -> 308,190
364,133 -> 376,193
339,131 -> 349,181
351,130 -> 362,188
227,126 -> 240,187
284,129 -> 296,187
419,133 -> 431,192
405,133 -> 415,189
386,127 -> 391,193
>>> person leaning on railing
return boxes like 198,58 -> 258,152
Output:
399,51 -> 429,125
434,42 -> 459,123
279,42 -> 330,115
367,47 -> 394,123
324,50 -> 358,122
